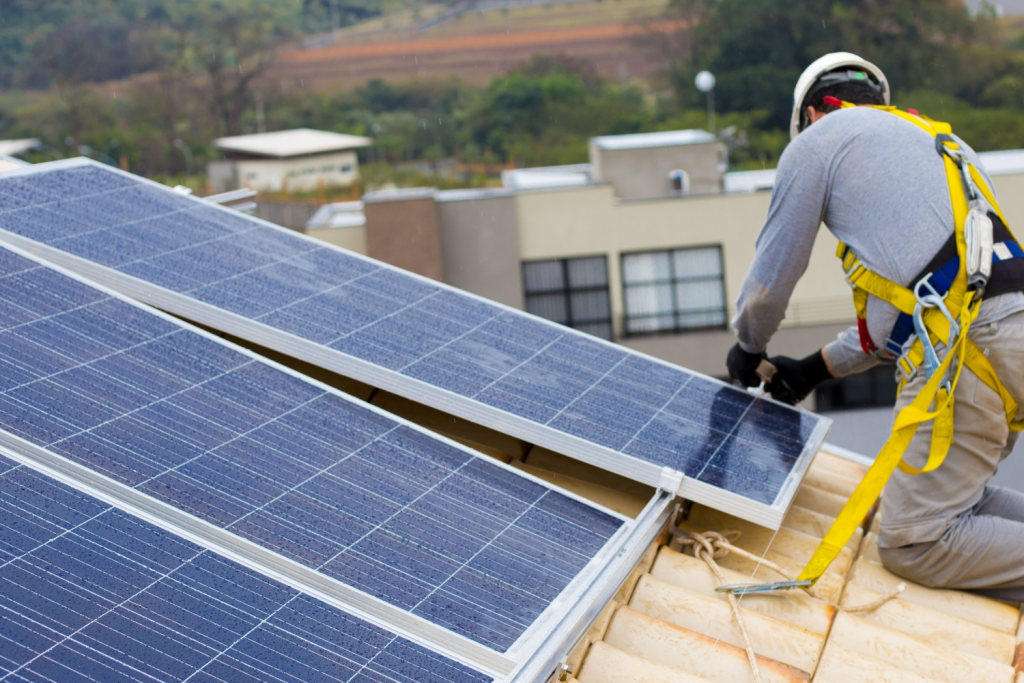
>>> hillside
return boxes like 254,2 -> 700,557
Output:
272,0 -> 670,90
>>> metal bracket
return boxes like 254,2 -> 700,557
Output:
658,466 -> 684,495
715,579 -> 813,595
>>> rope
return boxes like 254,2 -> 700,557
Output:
664,507 -> 906,683
844,582 -> 907,612
668,514 -> 765,683
665,510 -> 905,683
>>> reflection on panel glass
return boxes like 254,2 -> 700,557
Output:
621,245 -> 726,336
522,255 -> 612,340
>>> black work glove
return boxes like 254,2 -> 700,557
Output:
727,343 -> 766,388
764,350 -> 833,405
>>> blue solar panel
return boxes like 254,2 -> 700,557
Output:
0,249 -> 625,653
0,463 -> 491,682
0,162 -> 828,521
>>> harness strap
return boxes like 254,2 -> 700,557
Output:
797,103 -> 1024,586
882,240 -> 1024,358
798,293 -> 977,584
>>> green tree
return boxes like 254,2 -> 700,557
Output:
182,0 -> 301,136
655,0 -> 1004,130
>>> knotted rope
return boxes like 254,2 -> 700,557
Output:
669,514 -> 766,683
667,508 -> 905,683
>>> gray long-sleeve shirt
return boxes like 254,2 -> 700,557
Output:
732,106 -> 1024,376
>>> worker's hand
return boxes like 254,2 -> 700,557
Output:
727,343 -> 767,388
764,350 -> 834,405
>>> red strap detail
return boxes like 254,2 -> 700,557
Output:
823,96 -> 844,108
907,108 -> 919,116
857,318 -> 876,355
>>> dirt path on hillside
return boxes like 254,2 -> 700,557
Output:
280,20 -> 687,63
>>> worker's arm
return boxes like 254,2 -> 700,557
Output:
822,325 -> 881,377
731,138 -> 829,353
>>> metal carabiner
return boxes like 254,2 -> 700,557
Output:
912,301 -> 941,380
911,275 -> 961,382
915,276 -> 960,345
936,133 -> 978,202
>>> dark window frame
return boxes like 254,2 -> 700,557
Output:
522,255 -> 613,340
620,244 -> 728,337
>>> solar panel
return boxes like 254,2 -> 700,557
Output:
0,457 -> 492,682
0,160 -> 829,528
0,244 -> 672,681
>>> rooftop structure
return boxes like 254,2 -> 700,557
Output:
502,164 -> 593,191
0,141 -> 36,173
590,129 -> 717,151
0,138 -> 40,157
589,129 -> 726,200
208,128 -> 373,194
213,128 -> 373,159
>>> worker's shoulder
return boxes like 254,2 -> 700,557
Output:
781,107 -> 935,171
806,106 -> 927,142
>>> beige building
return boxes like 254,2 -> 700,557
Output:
302,131 -> 1024,409
208,128 -> 372,193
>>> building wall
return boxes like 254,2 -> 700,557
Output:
992,173 -> 1024,226
253,200 -> 319,231
207,161 -> 237,194
232,151 -> 359,193
589,142 -> 725,200
513,185 -> 853,340
436,194 -> 524,309
363,195 -> 445,281
307,224 -> 368,254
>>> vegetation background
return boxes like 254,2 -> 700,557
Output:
4,0 -> 1024,189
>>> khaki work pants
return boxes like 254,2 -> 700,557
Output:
877,312 -> 1024,600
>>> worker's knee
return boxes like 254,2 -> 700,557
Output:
877,542 -> 946,588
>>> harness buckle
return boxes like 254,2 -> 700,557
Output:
881,336 -> 903,359
843,262 -> 864,290
896,354 -> 918,386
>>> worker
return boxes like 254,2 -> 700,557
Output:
726,52 -> 1024,600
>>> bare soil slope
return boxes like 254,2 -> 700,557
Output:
272,0 -> 672,90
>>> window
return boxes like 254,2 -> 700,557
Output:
523,256 -> 612,340
815,365 -> 897,411
621,246 -> 726,335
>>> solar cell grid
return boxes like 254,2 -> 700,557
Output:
0,463 -> 491,682
0,248 -> 625,653
0,161 -> 828,525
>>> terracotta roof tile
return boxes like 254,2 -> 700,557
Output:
560,450 -> 1024,683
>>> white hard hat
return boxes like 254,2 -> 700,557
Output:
790,52 -> 889,139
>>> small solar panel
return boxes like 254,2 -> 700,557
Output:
0,245 -> 668,680
0,160 -> 829,527
0,457 -> 491,682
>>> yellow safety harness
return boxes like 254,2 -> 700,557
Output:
796,102 -> 1024,585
